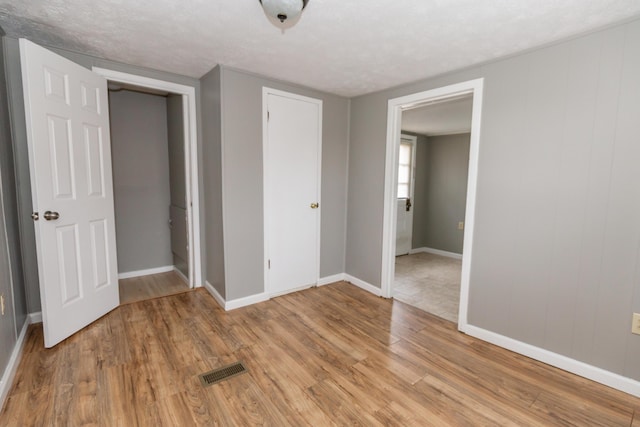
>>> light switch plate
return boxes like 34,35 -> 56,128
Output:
632,313 -> 640,335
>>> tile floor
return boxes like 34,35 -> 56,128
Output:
393,252 -> 462,323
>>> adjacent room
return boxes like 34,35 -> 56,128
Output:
393,95 -> 472,323
1,1 -> 640,425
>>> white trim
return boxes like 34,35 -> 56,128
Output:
408,247 -> 463,260
226,293 -> 270,311
462,324 -> 640,398
262,87 -> 323,296
317,273 -> 346,286
28,311 -> 42,323
270,285 -> 315,298
262,88 -> 270,296
344,274 -> 383,297
173,266 -> 189,284
117,265 -> 173,280
0,318 -> 31,410
91,67 -> 202,289
381,78 -> 484,336
203,281 -> 271,311
204,280 -> 225,309
424,129 -> 471,137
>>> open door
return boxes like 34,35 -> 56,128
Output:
20,39 -> 119,347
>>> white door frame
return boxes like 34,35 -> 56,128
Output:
381,78 -> 484,330
92,67 -> 202,289
262,87 -> 323,296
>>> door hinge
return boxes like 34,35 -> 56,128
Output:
267,111 -> 270,121
268,259 -> 271,269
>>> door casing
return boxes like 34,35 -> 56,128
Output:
381,78 -> 484,331
92,67 -> 202,289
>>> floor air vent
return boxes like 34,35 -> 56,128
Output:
199,361 -> 248,387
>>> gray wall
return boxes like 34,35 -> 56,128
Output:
167,94 -> 188,277
0,33 -> 26,331
412,133 -> 469,254
347,18 -> 640,380
0,171 -> 17,386
0,30 -> 27,389
201,66 -> 225,298
109,89 -> 172,274
167,95 -> 186,209
3,37 -> 203,312
2,38 -> 40,312
218,67 -> 349,300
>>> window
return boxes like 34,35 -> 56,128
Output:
397,137 -> 415,199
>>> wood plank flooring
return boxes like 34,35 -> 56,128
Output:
2,282 -> 639,426
119,271 -> 190,305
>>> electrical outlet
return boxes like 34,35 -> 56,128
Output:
458,221 -> 464,230
633,313 -> 640,335
0,294 -> 4,316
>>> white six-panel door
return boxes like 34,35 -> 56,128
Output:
20,39 -> 119,347
263,88 -> 322,296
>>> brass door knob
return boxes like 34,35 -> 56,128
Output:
310,203 -> 319,209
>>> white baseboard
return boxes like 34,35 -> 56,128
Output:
204,281 -> 225,309
28,311 -> 42,323
461,324 -> 640,398
173,267 -> 189,285
1,316 -> 34,411
226,292 -> 270,310
203,281 -> 270,311
270,285 -> 315,298
118,265 -> 174,279
409,247 -> 463,260
317,273 -> 346,286
204,273 -> 380,311
344,274 -> 383,297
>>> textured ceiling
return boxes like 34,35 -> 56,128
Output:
1,1 -> 639,97
402,96 -> 472,136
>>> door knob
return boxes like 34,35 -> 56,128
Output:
43,211 -> 60,221
310,203 -> 319,209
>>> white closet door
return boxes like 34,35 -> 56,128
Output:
264,88 -> 322,296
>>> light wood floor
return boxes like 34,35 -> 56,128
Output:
2,282 -> 639,426
119,271 -> 190,305
395,252 -> 462,323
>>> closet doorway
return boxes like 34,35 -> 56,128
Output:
94,68 -> 202,304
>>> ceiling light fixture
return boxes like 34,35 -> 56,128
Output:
259,0 -> 309,24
